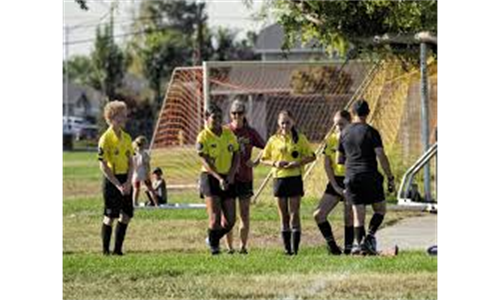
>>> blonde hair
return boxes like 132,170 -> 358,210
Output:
103,101 -> 127,124
133,135 -> 148,151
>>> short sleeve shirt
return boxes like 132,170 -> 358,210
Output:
227,123 -> 266,182
97,127 -> 134,175
323,132 -> 346,177
196,126 -> 240,175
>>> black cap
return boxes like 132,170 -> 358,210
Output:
352,99 -> 370,117
152,167 -> 163,175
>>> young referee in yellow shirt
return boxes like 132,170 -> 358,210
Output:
313,110 -> 354,255
196,104 -> 240,255
97,101 -> 134,256
260,110 -> 316,255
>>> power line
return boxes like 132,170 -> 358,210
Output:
64,27 -> 167,45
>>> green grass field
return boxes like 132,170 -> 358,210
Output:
63,151 -> 437,300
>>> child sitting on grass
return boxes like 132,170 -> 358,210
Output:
146,167 -> 167,206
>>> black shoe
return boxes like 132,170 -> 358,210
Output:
103,249 -> 110,256
327,241 -> 343,255
239,247 -> 248,255
112,250 -> 123,256
343,245 -> 352,255
211,249 -> 221,255
361,234 -> 378,255
227,249 -> 235,255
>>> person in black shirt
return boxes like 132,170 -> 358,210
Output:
338,100 -> 395,255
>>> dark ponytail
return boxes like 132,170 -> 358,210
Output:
291,126 -> 299,144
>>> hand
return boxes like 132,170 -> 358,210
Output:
333,185 -> 344,196
246,159 -> 259,168
219,178 -> 228,191
123,181 -> 132,195
117,184 -> 126,196
284,161 -> 300,169
387,176 -> 395,193
275,161 -> 289,168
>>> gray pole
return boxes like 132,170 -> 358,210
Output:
64,25 -> 69,119
202,61 -> 209,111
420,42 -> 432,202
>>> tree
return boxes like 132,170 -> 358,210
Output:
269,0 -> 437,62
139,30 -> 191,102
212,28 -> 259,61
290,66 -> 353,95
91,23 -> 125,99
126,0 -> 211,106
63,55 -> 98,87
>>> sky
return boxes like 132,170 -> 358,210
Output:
63,0 -> 272,58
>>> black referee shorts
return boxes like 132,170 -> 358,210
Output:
324,176 -> 346,199
273,176 -> 304,198
199,172 -> 236,200
344,172 -> 385,205
103,174 -> 134,218
234,180 -> 254,199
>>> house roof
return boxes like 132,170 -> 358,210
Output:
255,23 -> 324,54
63,82 -> 103,107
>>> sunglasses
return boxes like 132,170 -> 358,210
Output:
231,111 -> 244,115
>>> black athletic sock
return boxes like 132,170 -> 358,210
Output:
218,226 -> 232,240
207,228 -> 219,250
344,226 -> 354,251
292,230 -> 301,255
354,226 -> 366,245
368,213 -> 385,235
281,230 -> 292,254
113,222 -> 128,255
317,221 -> 334,243
101,224 -> 112,255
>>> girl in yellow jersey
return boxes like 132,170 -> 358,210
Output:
313,110 -> 353,255
196,104 -> 240,255
260,110 -> 316,255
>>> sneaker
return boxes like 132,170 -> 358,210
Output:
239,247 -> 248,255
361,234 -> 378,255
205,237 -> 220,255
350,244 -> 362,255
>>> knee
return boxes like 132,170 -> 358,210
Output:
313,209 -> 326,223
374,204 -> 386,215
103,216 -> 114,226
119,214 -> 130,224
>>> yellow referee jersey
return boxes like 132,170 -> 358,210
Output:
196,126 -> 240,175
323,132 -> 346,177
97,127 -> 133,175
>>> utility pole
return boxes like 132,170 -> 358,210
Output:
194,0 -> 204,66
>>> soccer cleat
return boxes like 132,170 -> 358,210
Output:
239,247 -> 248,255
343,245 -> 352,255
227,249 -> 235,255
112,250 -> 123,256
206,237 -> 220,255
350,244 -> 362,255
361,234 -> 378,255
327,241 -> 343,255
103,249 -> 110,256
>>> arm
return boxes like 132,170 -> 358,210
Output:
99,161 -> 125,194
324,156 -> 343,193
260,156 -> 288,168
123,155 -> 134,195
375,147 -> 395,192
248,150 -> 263,167
227,151 -> 240,184
199,154 -> 224,182
247,128 -> 266,167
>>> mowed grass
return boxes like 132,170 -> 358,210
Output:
63,151 -> 437,300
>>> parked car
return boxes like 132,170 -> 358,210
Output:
63,116 -> 98,140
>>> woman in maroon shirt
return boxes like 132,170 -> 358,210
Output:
224,100 -> 266,254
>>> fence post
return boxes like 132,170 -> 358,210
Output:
203,61 -> 210,111
420,42 -> 432,202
